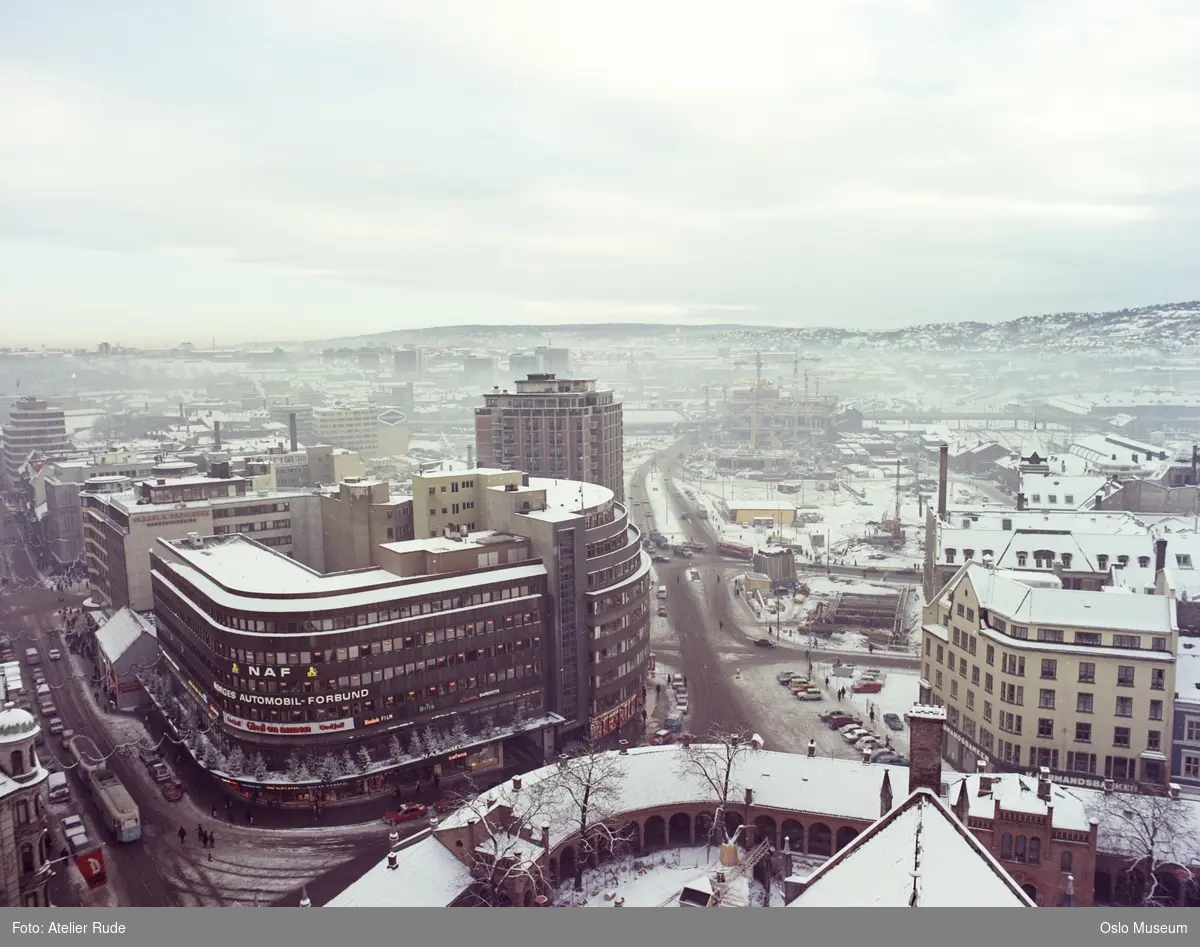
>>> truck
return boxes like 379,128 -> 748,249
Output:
68,734 -> 141,843
716,539 -> 755,560
696,508 -> 709,520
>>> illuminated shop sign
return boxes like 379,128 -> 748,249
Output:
222,712 -> 355,737
213,681 -> 370,707
447,751 -> 467,761
459,687 -> 501,704
361,714 -> 395,727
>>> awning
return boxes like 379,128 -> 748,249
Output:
1139,750 -> 1168,762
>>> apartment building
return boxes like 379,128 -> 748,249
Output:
1174,636 -> 1200,790
84,470 -> 323,611
475,374 -> 624,502
312,404 -> 378,456
0,710 -> 52,907
921,562 -> 1178,789
1,397 -> 69,488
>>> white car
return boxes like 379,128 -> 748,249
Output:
855,736 -> 882,752
47,648 -> 62,661
842,728 -> 870,744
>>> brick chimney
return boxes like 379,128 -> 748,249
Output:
1155,538 -> 1168,574
213,420 -> 222,450
904,705 -> 946,796
512,776 -> 522,792
1037,766 -> 1052,801
937,444 -> 949,520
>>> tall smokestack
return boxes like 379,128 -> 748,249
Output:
937,444 -> 949,520
1192,445 -> 1198,485
1155,538 -> 1168,574
213,420 -> 221,450
289,412 -> 298,452
467,444 -> 475,468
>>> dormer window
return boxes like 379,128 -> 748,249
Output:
964,549 -> 975,561
1031,494 -> 1041,503
1061,553 -> 1073,569
1064,495 -> 1074,505
945,548 -> 957,564
1097,554 -> 1109,571
1118,555 -> 1129,566
1177,554 -> 1193,569
1016,552 -> 1028,567
1048,495 -> 1057,504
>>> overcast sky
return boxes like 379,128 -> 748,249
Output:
3,1 -> 1199,347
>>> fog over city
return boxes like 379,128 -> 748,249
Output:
2,0 -> 1200,927
4,1 -> 1200,345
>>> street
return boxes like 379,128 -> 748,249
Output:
1,502 -> 399,907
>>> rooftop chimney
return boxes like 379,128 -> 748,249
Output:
1037,766 -> 1052,801
904,705 -> 945,796
289,412 -> 298,452
1155,538 -> 1168,574
937,444 -> 949,520
1016,492 -> 1026,512
512,776 -> 522,791
213,420 -> 221,450
618,740 -> 629,755
1102,778 -> 1115,795
807,738 -> 816,758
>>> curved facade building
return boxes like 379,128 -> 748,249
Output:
149,468 -> 649,804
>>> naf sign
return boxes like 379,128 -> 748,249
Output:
231,662 -> 294,679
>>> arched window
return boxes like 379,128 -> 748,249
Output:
1015,836 -> 1027,862
1060,850 -> 1073,873
10,750 -> 24,776
1029,837 -> 1041,864
1001,833 -> 1013,859
20,842 -> 35,874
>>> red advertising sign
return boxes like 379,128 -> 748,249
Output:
75,848 -> 108,890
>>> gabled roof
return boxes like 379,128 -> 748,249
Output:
95,607 -> 157,664
787,789 -> 1034,907
326,831 -> 473,907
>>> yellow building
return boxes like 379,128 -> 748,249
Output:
411,467 -> 522,539
920,562 -> 1177,788
727,501 -> 798,526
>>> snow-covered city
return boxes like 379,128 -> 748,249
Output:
3,6 -> 1200,939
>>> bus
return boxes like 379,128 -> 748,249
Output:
716,539 -> 754,560
69,734 -> 141,842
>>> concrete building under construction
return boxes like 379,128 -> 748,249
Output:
722,383 -> 837,449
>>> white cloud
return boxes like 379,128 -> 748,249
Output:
2,0 -> 1199,342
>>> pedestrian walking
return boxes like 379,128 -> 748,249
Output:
208,831 -> 215,849
178,826 -> 187,845
211,803 -> 217,818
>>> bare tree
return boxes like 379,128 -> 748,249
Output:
453,776 -> 554,907
554,739 -> 634,892
1088,790 -> 1200,906
674,726 -> 754,854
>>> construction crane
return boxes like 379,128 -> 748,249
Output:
729,351 -> 820,450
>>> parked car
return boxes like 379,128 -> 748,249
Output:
796,689 -> 823,701
139,746 -> 162,766
149,762 -> 173,783
883,713 -> 904,731
384,803 -> 429,824
38,701 -> 57,718
47,648 -> 62,661
60,728 -> 75,750
852,680 -> 883,694
754,638 -> 775,649
652,555 -> 670,564
47,717 -> 64,735
842,727 -> 870,744
855,736 -> 882,752
61,815 -> 85,836
826,715 -> 861,730
433,797 -> 459,813
777,671 -> 798,685
32,671 -> 47,687
657,605 -> 668,617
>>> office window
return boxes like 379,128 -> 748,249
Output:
1076,693 -> 1093,714
1037,628 -> 1064,643
1149,700 -> 1163,721
1184,754 -> 1200,779
1010,625 -> 1029,639
1067,751 -> 1096,774
1187,719 -> 1200,741
983,701 -> 992,722
971,665 -> 980,685
1113,634 -> 1141,650
1152,637 -> 1167,651
937,645 -> 944,664
985,672 -> 994,694
1113,727 -> 1131,748
950,680 -> 959,699
1040,659 -> 1057,680
936,670 -> 943,688
966,690 -> 975,710
1075,722 -> 1091,743
1037,718 -> 1054,739
925,638 -> 931,655
960,658 -> 968,677
986,645 -> 995,666
1039,689 -> 1056,709
1079,662 -> 1096,684
1147,730 -> 1161,752
1074,632 -> 1101,646
1150,668 -> 1165,691
1115,696 -> 1133,717
1116,666 -> 1135,687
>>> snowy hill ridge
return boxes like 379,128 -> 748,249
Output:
314,302 -> 1200,354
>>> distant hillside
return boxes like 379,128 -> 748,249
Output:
308,302 -> 1200,355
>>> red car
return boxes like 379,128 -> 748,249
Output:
433,797 -> 459,814
383,803 -> 429,824
852,681 -> 883,694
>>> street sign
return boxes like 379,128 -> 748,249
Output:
75,848 -> 108,890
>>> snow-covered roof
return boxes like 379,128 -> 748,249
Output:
1177,639 -> 1200,706
95,607 -> 157,664
964,563 -> 1177,635
155,534 -> 548,617
788,790 -> 1033,907
437,744 -> 910,853
945,773 -> 1092,832
326,831 -> 473,907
